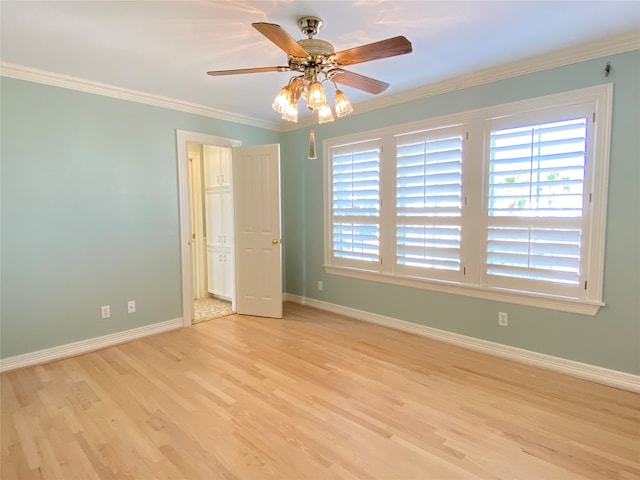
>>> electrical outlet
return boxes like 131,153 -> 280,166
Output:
127,300 -> 136,314
498,312 -> 508,326
101,305 -> 111,319
317,281 -> 323,291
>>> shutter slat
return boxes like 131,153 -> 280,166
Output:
490,176 -> 585,188
490,151 -> 586,167
398,171 -> 461,186
487,264 -> 579,285
334,160 -> 379,173
397,208 -> 461,217
398,258 -> 461,270
397,183 -> 461,197
398,244 -> 461,257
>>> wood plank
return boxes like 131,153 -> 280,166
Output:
1,302 -> 638,479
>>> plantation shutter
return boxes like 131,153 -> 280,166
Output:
330,140 -> 381,265
395,127 -> 464,280
485,116 -> 589,296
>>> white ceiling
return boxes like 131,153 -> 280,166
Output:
1,1 -> 639,127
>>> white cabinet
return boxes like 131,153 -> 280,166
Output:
204,145 -> 234,299
207,190 -> 233,248
204,145 -> 230,187
207,247 -> 233,300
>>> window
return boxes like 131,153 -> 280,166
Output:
395,127 -> 465,282
330,140 -> 381,267
324,85 -> 612,315
484,115 -> 590,298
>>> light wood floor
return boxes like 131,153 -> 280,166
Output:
2,303 -> 639,479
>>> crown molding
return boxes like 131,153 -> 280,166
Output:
0,62 -> 281,131
282,29 -> 640,132
3,29 -> 638,134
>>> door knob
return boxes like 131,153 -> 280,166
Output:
272,239 -> 280,245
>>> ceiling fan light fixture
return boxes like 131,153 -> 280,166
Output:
208,17 -> 413,124
272,85 -> 291,114
334,89 -> 353,118
317,104 -> 334,124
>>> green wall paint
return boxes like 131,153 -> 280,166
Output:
282,50 -> 640,375
1,78 -> 279,358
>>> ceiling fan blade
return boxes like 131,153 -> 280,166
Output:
333,36 -> 412,66
331,69 -> 390,95
207,66 -> 290,76
252,22 -> 309,57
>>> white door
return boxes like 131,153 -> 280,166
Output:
233,144 -> 282,318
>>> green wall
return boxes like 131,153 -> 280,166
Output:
282,50 -> 640,375
0,78 -> 279,358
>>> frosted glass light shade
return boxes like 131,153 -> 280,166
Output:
281,102 -> 298,122
334,89 -> 353,117
317,104 -> 334,124
307,81 -> 326,110
272,86 -> 291,114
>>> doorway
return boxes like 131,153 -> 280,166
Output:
176,131 -> 241,327
177,130 -> 283,326
188,143 -> 235,323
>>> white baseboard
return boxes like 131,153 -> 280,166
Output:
0,318 -> 184,373
285,294 -> 640,393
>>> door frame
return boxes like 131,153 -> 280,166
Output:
176,129 -> 241,328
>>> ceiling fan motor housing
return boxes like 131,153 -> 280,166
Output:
295,17 -> 335,69
291,41 -> 335,73
297,38 -> 334,56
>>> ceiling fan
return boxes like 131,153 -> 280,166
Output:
206,16 -> 412,123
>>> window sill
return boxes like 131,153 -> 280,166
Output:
324,265 -> 604,316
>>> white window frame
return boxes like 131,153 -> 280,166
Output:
323,85 -> 612,315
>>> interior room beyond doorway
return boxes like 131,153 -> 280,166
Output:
187,142 -> 235,323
